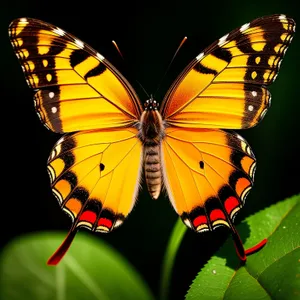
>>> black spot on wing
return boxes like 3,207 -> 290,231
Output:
194,63 -> 218,75
212,47 -> 232,63
70,49 -> 90,68
70,186 -> 89,205
199,161 -> 204,169
84,63 -> 106,79
235,33 -> 253,54
84,199 -> 103,214
60,171 -> 78,191
48,36 -> 69,56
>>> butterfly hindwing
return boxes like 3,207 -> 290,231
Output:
47,128 -> 142,232
160,14 -> 295,129
161,128 -> 255,231
9,18 -> 142,133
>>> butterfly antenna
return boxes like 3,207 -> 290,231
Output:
154,36 -> 187,97
112,40 -> 150,98
112,40 -> 124,60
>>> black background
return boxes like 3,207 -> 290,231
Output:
2,0 -> 300,299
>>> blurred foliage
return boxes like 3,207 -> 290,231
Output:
0,233 -> 154,300
160,218 -> 187,300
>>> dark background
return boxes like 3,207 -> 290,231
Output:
2,0 -> 300,299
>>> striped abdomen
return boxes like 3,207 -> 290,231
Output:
144,143 -> 162,199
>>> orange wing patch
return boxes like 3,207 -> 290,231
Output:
161,128 -> 255,232
9,18 -> 142,133
160,14 -> 295,129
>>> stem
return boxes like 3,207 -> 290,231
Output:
159,218 -> 187,300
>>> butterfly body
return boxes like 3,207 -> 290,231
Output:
9,15 -> 295,265
139,98 -> 164,199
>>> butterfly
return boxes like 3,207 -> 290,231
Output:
9,15 -> 295,265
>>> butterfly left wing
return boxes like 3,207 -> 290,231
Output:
161,128 -> 259,260
9,18 -> 142,133
160,14 -> 295,129
47,128 -> 142,265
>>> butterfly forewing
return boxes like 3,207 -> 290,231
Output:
161,128 -> 256,231
9,18 -> 142,133
160,14 -> 295,129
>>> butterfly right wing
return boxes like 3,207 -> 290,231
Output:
9,18 -> 142,133
161,127 -> 258,260
160,15 -> 295,129
161,128 -> 255,228
47,127 -> 142,264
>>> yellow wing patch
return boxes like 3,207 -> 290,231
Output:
161,128 -> 255,232
9,18 -> 142,133
47,128 -> 142,232
160,14 -> 295,129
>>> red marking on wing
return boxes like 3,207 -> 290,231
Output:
210,209 -> 226,222
98,217 -> 113,229
224,196 -> 240,215
79,211 -> 97,223
193,215 -> 207,227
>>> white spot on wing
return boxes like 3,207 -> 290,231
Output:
96,52 -> 105,61
251,91 -> 257,97
57,136 -> 65,145
53,27 -> 65,36
260,109 -> 268,119
183,219 -> 192,229
51,106 -> 57,114
236,134 -> 244,141
240,23 -> 250,32
196,52 -> 204,61
218,33 -> 229,46
49,92 -> 55,98
248,105 -> 254,111
19,18 -> 28,23
279,14 -> 286,20
114,219 -> 123,228
283,47 -> 288,56
50,150 -> 56,160
75,39 -> 84,49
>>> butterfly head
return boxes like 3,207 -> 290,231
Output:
144,96 -> 159,111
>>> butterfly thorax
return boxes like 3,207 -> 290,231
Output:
139,98 -> 165,199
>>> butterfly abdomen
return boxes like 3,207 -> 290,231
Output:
139,99 -> 165,199
144,143 -> 162,199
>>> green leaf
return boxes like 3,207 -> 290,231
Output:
160,218 -> 187,300
0,232 -> 155,300
186,194 -> 300,300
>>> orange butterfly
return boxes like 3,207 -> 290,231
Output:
9,15 -> 295,265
